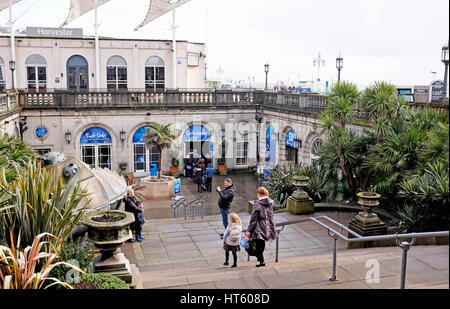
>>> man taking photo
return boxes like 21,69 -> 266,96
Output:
216,178 -> 236,239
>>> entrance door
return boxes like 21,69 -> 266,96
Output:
67,55 -> 89,91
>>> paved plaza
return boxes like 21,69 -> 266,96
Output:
121,174 -> 449,289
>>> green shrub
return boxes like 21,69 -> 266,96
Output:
50,238 -> 95,286
74,273 -> 130,289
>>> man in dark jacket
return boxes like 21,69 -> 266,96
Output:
216,178 -> 236,237
123,188 -> 144,242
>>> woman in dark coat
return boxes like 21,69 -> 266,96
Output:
123,188 -> 144,242
247,187 -> 277,267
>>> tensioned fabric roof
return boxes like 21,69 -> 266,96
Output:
134,0 -> 192,31
62,0 -> 111,26
1,0 -> 192,31
0,0 -> 23,12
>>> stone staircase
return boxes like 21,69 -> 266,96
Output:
123,214 -> 449,289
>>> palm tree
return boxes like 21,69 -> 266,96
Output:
142,124 -> 178,178
0,135 -> 38,182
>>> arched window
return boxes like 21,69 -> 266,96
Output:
25,54 -> 47,92
132,126 -> 160,175
80,127 -> 112,169
310,138 -> 323,164
145,56 -> 165,91
0,57 -> 5,91
107,56 -> 127,90
67,55 -> 89,91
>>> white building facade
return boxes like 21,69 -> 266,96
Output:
0,34 -> 206,91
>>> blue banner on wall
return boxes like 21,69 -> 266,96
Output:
182,125 -> 210,141
266,125 -> 276,163
286,130 -> 296,148
133,126 -> 153,143
80,127 -> 112,144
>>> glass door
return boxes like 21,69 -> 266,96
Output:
68,67 -> 88,91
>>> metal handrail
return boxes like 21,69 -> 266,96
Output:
170,198 -> 186,218
243,215 -> 449,289
183,196 -> 206,220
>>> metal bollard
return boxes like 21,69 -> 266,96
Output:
192,204 -> 196,220
397,238 -> 415,289
328,230 -> 339,281
201,200 -> 204,219
275,227 -> 283,263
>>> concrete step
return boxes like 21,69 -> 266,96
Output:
137,245 -> 449,289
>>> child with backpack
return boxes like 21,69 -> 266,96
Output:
222,212 -> 242,268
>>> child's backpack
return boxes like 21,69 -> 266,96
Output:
240,232 -> 250,249
230,225 -> 241,242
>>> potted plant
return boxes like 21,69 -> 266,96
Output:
170,149 -> 180,174
218,140 -> 228,175
143,124 -> 178,178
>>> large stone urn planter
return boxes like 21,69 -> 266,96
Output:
286,175 -> 315,214
81,210 -> 139,286
347,192 -> 387,249
139,175 -> 175,200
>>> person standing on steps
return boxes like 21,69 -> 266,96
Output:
216,178 -> 236,239
123,188 -> 144,242
247,187 -> 277,267
222,212 -> 242,268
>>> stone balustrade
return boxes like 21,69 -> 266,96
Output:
14,89 -> 448,117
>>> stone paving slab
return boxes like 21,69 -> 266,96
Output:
124,209 -> 449,289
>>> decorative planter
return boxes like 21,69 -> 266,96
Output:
170,167 -> 179,174
82,210 -> 134,258
287,175 -> 314,214
81,210 -> 137,284
218,164 -> 227,176
348,192 -> 387,249
139,175 -> 175,200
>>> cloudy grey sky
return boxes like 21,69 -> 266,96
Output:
1,0 -> 449,90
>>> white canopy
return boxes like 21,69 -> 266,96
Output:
62,0 -> 111,26
0,0 -> 24,12
134,0 -> 192,31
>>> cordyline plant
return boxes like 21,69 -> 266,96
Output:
0,160 -> 90,249
0,231 -> 85,289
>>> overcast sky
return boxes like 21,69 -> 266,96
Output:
1,0 -> 449,90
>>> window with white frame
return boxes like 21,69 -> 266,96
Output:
236,141 -> 248,166
25,54 -> 47,92
106,56 -> 127,90
187,52 -> 200,66
0,57 -> 5,91
145,56 -> 165,91
310,138 -> 323,164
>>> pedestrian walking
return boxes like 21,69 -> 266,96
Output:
222,212 -> 242,268
193,166 -> 205,193
205,163 -> 214,192
216,178 -> 236,238
247,187 -> 277,267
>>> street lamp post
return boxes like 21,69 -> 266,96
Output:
264,63 -> 269,90
255,103 -> 263,186
336,54 -> 343,83
9,60 -> 15,90
313,53 -> 325,80
441,41 -> 449,99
